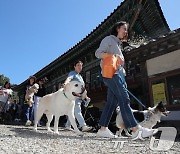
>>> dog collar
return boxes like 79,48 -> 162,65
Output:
63,91 -> 69,100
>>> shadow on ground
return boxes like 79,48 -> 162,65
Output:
3,126 -> 116,142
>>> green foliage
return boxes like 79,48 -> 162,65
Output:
0,74 -> 10,86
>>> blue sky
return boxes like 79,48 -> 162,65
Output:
0,0 -> 179,85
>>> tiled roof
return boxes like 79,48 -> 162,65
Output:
124,28 -> 180,53
15,0 -> 171,89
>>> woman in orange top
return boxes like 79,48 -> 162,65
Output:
95,21 -> 158,139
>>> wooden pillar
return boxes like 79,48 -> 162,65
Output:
140,61 -> 151,107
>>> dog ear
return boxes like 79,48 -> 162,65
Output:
64,82 -> 70,90
157,101 -> 163,106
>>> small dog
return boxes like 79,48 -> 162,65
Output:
3,89 -> 13,96
34,81 -> 88,136
25,83 -> 39,107
116,102 -> 170,137
0,89 -> 13,96
0,89 -> 13,113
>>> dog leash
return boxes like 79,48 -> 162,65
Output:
125,88 -> 148,110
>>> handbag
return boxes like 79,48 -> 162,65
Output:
102,54 -> 120,78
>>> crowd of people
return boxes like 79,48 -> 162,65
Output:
0,21 -> 159,140
0,68 -> 93,132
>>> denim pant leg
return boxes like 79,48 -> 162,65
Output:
65,99 -> 86,128
74,99 -> 86,128
30,104 -> 34,122
24,104 -> 30,121
99,88 -> 118,127
103,73 -> 138,129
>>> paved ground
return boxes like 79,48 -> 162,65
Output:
0,124 -> 179,154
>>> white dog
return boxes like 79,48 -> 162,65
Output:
0,88 -> 13,112
34,81 -> 88,136
0,88 -> 13,96
3,89 -> 13,96
25,83 -> 39,107
116,102 -> 169,137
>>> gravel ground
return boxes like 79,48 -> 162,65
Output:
0,125 -> 179,154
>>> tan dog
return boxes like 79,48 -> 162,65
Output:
25,83 -> 39,107
34,81 -> 88,136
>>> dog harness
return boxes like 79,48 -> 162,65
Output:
140,110 -> 155,126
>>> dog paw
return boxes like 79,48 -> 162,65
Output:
34,127 -> 38,132
126,134 -> 132,137
76,131 -> 84,136
115,131 -> 120,136
132,131 -> 145,141
47,129 -> 53,133
54,131 -> 60,135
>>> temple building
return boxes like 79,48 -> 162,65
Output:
14,0 -> 180,120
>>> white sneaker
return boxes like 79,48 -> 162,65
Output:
25,120 -> 32,126
97,128 -> 118,138
132,125 -> 158,140
81,125 -> 92,132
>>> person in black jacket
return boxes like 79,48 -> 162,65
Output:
33,79 -> 46,126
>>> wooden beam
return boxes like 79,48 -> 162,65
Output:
129,0 -> 143,31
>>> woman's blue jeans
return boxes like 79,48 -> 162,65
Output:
66,98 -> 86,128
23,104 -> 34,122
99,70 -> 138,129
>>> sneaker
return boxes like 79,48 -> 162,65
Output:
81,125 -> 92,132
132,125 -> 158,140
97,128 -> 118,138
65,126 -> 74,131
25,120 -> 32,126
37,123 -> 42,127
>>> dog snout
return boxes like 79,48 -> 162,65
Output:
163,111 -> 170,116
80,86 -> 85,94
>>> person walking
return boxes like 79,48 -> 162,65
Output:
0,81 -> 12,112
64,60 -> 92,132
34,79 -> 46,126
23,76 -> 36,126
95,21 -> 158,139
